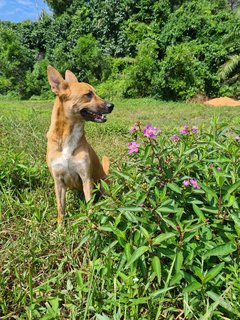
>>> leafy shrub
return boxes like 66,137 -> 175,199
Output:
155,42 -> 217,100
86,119 -> 240,318
25,58 -> 50,99
125,39 -> 159,97
70,34 -> 112,84
0,26 -> 32,96
96,57 -> 133,99
96,78 -> 130,100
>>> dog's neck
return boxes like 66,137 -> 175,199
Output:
49,97 -> 86,149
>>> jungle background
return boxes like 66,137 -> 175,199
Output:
0,0 -> 239,101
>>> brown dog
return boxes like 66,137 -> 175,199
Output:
46,66 -> 114,223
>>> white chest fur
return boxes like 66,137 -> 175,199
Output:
50,123 -> 88,187
62,122 -> 84,159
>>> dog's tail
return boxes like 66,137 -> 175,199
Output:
102,155 -> 110,176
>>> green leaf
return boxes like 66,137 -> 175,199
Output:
151,286 -> 175,299
102,240 -> 118,255
118,206 -> 143,212
157,206 -> 176,213
117,272 -> 129,283
112,170 -> 134,182
175,250 -> 183,273
96,314 -> 111,320
122,211 -> 139,222
192,204 -> 205,221
204,242 -> 237,258
204,262 -> 224,284
167,182 -> 182,194
152,232 -> 176,245
129,297 -> 150,305
100,179 -> 109,193
226,180 -> 240,194
170,272 -> 183,285
140,226 -> 150,240
125,246 -> 149,268
124,243 -> 131,261
152,256 -> 161,284
192,266 -> 204,281
206,291 -> 234,312
183,281 -> 202,293
143,144 -> 152,160
199,183 -> 218,201
230,213 -> 240,237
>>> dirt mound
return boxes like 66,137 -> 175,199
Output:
204,96 -> 240,107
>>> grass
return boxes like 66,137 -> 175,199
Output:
0,98 -> 240,319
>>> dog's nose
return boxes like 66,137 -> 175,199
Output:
106,102 -> 114,113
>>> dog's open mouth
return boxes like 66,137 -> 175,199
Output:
80,108 -> 107,123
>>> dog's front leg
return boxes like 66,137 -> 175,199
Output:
82,178 -> 93,214
54,178 -> 66,224
82,178 -> 93,203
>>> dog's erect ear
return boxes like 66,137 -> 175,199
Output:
47,66 -> 69,96
65,70 -> 78,83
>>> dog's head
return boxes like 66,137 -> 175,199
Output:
47,66 -> 114,123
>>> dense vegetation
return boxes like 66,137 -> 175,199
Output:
0,0 -> 239,100
1,100 -> 240,318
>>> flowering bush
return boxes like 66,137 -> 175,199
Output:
88,119 -> 240,319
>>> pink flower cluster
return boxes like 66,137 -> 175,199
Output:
128,141 -> 140,154
180,125 -> 198,135
170,134 -> 180,142
183,179 -> 200,189
143,124 -> 162,139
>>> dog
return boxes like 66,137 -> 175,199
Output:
46,66 -> 114,223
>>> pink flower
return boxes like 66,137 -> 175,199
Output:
180,125 -> 190,135
235,136 -> 240,142
128,141 -> 140,154
130,123 -> 137,133
176,225 -> 181,230
170,134 -> 180,142
190,179 -> 200,189
191,126 -> 198,134
217,167 -> 221,171
183,180 -> 190,187
183,179 -> 200,189
180,125 -> 198,135
143,124 -> 161,139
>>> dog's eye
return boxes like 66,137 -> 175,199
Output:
85,91 -> 93,99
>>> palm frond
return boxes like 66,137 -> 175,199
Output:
219,54 -> 240,80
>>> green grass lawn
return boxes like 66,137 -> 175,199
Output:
1,98 -> 240,319
1,98 -> 240,160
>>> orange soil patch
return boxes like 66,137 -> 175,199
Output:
204,96 -> 240,107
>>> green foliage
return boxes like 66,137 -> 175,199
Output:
0,26 -> 32,96
70,34 -> 112,84
1,101 -> 240,318
0,0 -> 240,99
84,119 -> 240,318
126,39 -> 159,97
219,16 -> 240,86
25,58 -> 51,99
44,0 -> 74,16
155,42 -> 212,100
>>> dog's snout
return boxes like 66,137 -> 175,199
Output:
106,102 -> 114,113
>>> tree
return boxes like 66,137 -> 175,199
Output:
0,26 -> 32,96
44,0 -> 74,15
219,12 -> 240,84
70,34 -> 111,83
